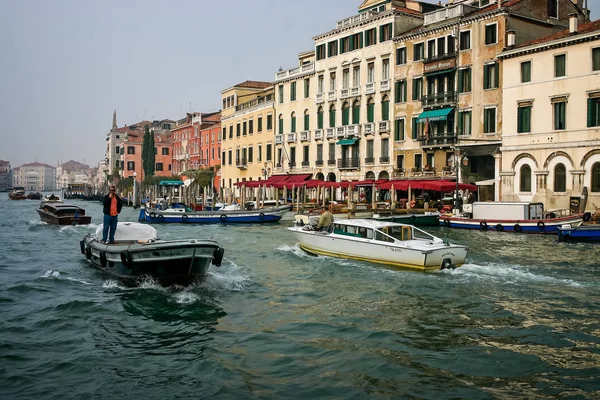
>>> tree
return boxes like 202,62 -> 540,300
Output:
142,124 -> 155,179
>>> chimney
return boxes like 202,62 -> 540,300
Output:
569,13 -> 578,33
507,30 -> 516,48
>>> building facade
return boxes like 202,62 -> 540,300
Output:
171,114 -> 196,174
0,160 -> 11,191
197,112 -> 222,191
220,81 -> 275,199
498,17 -> 600,211
12,162 -> 56,191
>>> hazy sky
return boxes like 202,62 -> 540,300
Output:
1,0 -> 598,168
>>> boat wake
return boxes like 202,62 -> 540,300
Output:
41,269 -> 93,286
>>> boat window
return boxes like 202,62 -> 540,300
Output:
374,229 -> 395,243
402,226 -> 412,241
413,228 -> 433,240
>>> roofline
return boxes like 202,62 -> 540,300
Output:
498,30 -> 600,59
220,82 -> 273,95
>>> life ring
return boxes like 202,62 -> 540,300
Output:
99,251 -> 107,268
120,251 -> 133,268
444,218 -> 450,226
545,212 -> 557,219
410,200 -> 416,208
583,212 -> 591,222
80,240 -> 86,255
495,224 -> 504,232
537,221 -> 546,229
220,214 -> 227,222
181,214 -> 189,222
259,212 -> 265,221
211,247 -> 225,267
480,221 -> 488,230
149,212 -> 157,219
85,245 -> 91,260
513,224 -> 522,233
157,214 -> 164,222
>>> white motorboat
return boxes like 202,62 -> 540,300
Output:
80,222 -> 224,286
288,218 -> 468,272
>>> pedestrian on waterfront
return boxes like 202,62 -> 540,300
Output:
423,192 -> 431,209
317,201 -> 334,232
102,185 -> 123,244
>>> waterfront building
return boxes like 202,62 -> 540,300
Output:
103,111 -> 126,181
56,160 -> 90,189
0,160 -> 11,191
171,114 -> 196,175
220,81 -> 274,199
196,112 -> 221,192
119,120 -> 173,181
392,0 -> 586,192
114,120 -> 151,181
498,17 -> 600,211
12,162 -> 56,191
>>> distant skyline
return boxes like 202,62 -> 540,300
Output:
1,0 -> 598,168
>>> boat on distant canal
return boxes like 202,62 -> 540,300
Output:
138,204 -> 290,224
440,201 -> 585,234
80,222 -> 225,286
26,191 -> 42,200
8,187 -> 26,200
288,218 -> 468,272
37,202 -> 91,226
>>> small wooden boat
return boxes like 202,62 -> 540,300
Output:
138,204 -> 290,224
37,203 -> 91,225
8,187 -> 26,200
26,191 -> 42,200
288,218 -> 468,272
80,222 -> 225,286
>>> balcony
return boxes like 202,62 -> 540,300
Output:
327,159 -> 336,166
351,86 -> 360,97
336,126 -> 346,138
275,134 -> 283,144
326,128 -> 335,139
380,80 -> 390,91
363,122 -> 375,135
289,161 -> 296,168
365,157 -> 375,164
418,133 -> 457,148
301,161 -> 310,167
336,11 -> 376,29
379,156 -> 390,164
314,129 -> 324,140
328,91 -> 337,101
341,88 -> 350,99
421,91 -> 456,108
316,160 -> 324,167
235,95 -> 274,113
316,93 -> 324,104
347,124 -> 361,136
287,133 -> 297,143
275,62 -> 315,81
424,3 -> 476,26
300,131 -> 310,142
365,82 -> 375,94
236,158 -> 248,169
338,157 -> 360,170
378,121 -> 390,133
424,51 -> 457,64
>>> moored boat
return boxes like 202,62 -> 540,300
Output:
557,222 -> 600,242
8,187 -> 26,200
288,218 -> 468,272
372,211 -> 440,226
42,194 -> 63,203
138,204 -> 290,224
37,202 -> 91,225
26,191 -> 42,200
81,222 -> 225,286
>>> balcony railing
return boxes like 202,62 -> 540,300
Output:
424,51 -> 457,64
424,4 -> 476,26
379,156 -> 390,163
314,129 -> 324,140
380,80 -> 390,91
336,11 -> 376,29
363,122 -> 375,135
235,96 -> 274,112
300,131 -> 310,141
316,93 -> 324,104
328,91 -> 337,101
275,134 -> 283,144
338,157 -> 360,169
378,121 -> 390,133
347,124 -> 361,136
327,159 -> 336,166
236,158 -> 248,169
421,91 -> 456,107
326,128 -> 335,139
301,161 -> 310,167
351,86 -> 360,97
316,160 -> 324,167
365,82 -> 375,94
418,133 -> 457,147
365,157 -> 375,164
287,133 -> 297,143
275,62 -> 315,81
341,88 -> 350,99
336,126 -> 346,138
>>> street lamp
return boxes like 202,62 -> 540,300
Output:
132,171 -> 138,207
261,162 -> 271,202
447,149 -> 469,215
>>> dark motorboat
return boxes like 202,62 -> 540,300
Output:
37,202 -> 92,225
27,191 -> 43,200
8,187 -> 26,200
81,222 -> 225,286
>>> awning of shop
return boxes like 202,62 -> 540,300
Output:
416,107 -> 453,122
159,180 -> 183,186
378,179 -> 477,192
281,173 -> 312,188
336,139 -> 358,145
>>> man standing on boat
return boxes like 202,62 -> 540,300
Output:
317,201 -> 334,232
102,185 -> 123,244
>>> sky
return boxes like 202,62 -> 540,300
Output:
0,0 -> 598,168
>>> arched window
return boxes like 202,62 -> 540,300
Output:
554,163 -> 566,192
291,112 -> 296,133
329,104 -> 336,128
381,95 -> 390,121
367,98 -> 375,123
278,114 -> 284,135
342,102 -> 350,126
520,164 -> 532,192
352,100 -> 360,124
592,162 -> 600,192
304,109 -> 310,131
317,106 -> 324,129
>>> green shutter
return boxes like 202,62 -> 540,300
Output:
367,103 -> 374,123
458,70 -> 464,93
330,109 -> 336,127
291,117 -> 296,133
339,38 -> 344,54
494,63 -> 500,88
394,81 -> 400,103
342,107 -> 349,126
517,107 -> 523,133
588,98 -> 595,127
458,112 -> 464,135
525,107 -> 530,132
304,114 -> 309,130
359,32 -> 363,48
483,65 -> 489,89
279,118 -> 283,134
382,100 -> 389,121
394,119 -> 401,141
318,111 -> 323,129
379,25 -> 384,42
412,118 -> 418,139
349,35 -> 354,51
353,106 -> 360,124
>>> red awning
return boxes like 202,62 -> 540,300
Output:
378,179 -> 477,192
280,174 -> 312,188
304,180 -> 341,189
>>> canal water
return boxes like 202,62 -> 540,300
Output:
1,193 -> 599,399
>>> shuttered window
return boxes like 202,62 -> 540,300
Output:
517,105 -> 531,133
317,108 -> 324,129
553,101 -> 566,130
352,102 -> 360,124
587,96 -> 600,127
554,54 -> 566,77
521,61 -> 531,83
367,102 -> 374,123
483,63 -> 499,89
520,164 -> 532,192
329,107 -> 336,128
342,103 -> 350,126
592,162 -> 600,192
394,118 -> 405,141
381,99 -> 390,121
554,163 -> 566,192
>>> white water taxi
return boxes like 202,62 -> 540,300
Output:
288,218 -> 468,272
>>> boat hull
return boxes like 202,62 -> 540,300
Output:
138,205 -> 289,224
288,228 -> 467,272
81,235 -> 223,286
439,215 -> 583,234
37,209 -> 92,225
557,225 -> 600,242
